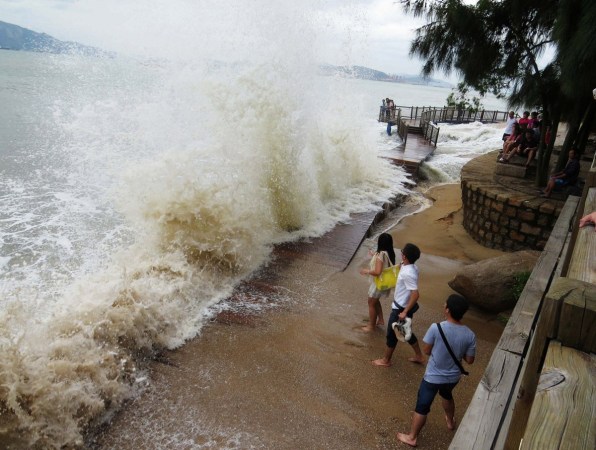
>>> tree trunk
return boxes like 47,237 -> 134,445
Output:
573,102 -> 596,155
557,122 -> 579,171
536,106 -> 557,186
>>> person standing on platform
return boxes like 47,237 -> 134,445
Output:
372,243 -> 425,367
397,294 -> 476,448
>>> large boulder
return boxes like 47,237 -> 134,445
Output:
448,250 -> 540,312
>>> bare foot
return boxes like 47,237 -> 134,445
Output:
397,432 -> 417,447
376,320 -> 385,326
445,415 -> 456,431
408,357 -> 425,365
371,358 -> 392,367
360,326 -> 375,332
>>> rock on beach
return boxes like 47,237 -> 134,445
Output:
448,250 -> 541,312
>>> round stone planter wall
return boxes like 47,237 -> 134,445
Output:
460,152 -> 564,251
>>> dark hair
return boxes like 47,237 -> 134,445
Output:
377,233 -> 396,264
402,243 -> 420,264
446,294 -> 469,321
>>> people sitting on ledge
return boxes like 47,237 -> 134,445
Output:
498,129 -> 538,167
540,149 -> 580,198
501,122 -> 521,157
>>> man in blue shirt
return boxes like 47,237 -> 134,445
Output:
397,294 -> 476,447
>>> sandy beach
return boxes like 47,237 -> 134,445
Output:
95,183 -> 507,450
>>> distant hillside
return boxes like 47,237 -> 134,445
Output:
0,20 -> 112,56
319,64 -> 451,88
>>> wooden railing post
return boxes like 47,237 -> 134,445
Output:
449,197 -> 580,450
561,152 -> 596,276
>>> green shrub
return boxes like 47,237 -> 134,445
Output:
512,271 -> 531,301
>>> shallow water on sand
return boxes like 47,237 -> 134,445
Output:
93,184 -> 505,449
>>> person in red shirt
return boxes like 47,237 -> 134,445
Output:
518,111 -> 531,130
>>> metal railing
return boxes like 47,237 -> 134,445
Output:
422,121 -> 440,147
397,116 -> 409,145
378,106 -> 510,124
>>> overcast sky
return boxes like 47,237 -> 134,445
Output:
0,0 -> 451,80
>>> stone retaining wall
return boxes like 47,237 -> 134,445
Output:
461,152 -> 565,251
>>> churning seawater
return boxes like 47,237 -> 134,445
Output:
0,29 -> 506,450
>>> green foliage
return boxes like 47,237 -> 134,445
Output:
511,271 -> 531,302
446,82 -> 484,113
400,0 -> 596,186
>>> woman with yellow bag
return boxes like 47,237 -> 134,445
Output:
359,233 -> 398,332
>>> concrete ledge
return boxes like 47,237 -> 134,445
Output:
495,162 -> 527,178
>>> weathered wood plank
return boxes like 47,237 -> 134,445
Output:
583,291 -> 596,354
567,187 -> 596,283
450,197 -> 579,450
542,277 -> 583,339
498,197 -> 578,355
561,156 -> 596,275
559,285 -> 587,348
521,341 -> 596,450
449,349 -> 522,450
558,280 -> 596,353
501,279 -> 570,450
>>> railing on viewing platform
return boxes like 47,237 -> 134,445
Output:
420,109 -> 441,147
397,116 -> 408,145
422,121 -> 440,147
417,107 -> 510,125
378,106 -> 399,123
378,105 -> 510,124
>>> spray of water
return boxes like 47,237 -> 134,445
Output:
0,2 -> 410,447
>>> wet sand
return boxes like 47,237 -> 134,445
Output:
94,183 -> 507,450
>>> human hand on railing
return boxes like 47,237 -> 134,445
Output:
579,211 -> 596,231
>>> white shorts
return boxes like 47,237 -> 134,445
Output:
368,282 -> 391,299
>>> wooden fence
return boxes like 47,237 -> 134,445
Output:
451,151 -> 596,450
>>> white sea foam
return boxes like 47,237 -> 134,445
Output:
0,2 -> 510,447
0,10 -> 411,449
420,121 -> 503,182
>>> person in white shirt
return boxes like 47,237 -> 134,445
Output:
502,110 -> 517,142
372,243 -> 425,367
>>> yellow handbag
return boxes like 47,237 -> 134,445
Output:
373,252 -> 399,291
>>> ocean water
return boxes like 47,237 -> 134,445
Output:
0,16 -> 506,450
